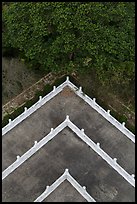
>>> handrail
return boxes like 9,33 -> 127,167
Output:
34,169 -> 96,202
2,116 -> 135,187
2,76 -> 135,144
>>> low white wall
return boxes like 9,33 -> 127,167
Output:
34,169 -> 96,202
67,81 -> 135,143
34,171 -> 66,202
2,120 -> 67,180
2,77 -> 135,144
2,117 -> 135,187
67,119 -> 135,187
2,81 -> 67,136
67,171 -> 96,202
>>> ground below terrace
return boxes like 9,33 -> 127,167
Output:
2,57 -> 135,130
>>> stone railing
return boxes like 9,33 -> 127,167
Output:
2,80 -> 67,136
2,119 -> 67,180
34,169 -> 96,202
2,76 -> 135,144
2,116 -> 135,187
67,117 -> 135,187
67,79 -> 135,143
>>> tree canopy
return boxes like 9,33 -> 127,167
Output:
2,2 -> 135,84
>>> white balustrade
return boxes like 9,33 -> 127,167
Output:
67,119 -> 135,187
34,169 -> 96,202
2,76 -> 135,145
67,171 -> 96,202
67,80 -> 135,143
2,117 -> 135,187
2,80 -> 67,136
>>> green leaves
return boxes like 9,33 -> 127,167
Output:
2,2 -> 135,86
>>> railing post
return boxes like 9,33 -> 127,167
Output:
66,115 -> 69,121
83,186 -> 86,190
50,128 -> 54,133
39,96 -> 42,101
81,128 -> 84,134
66,76 -> 69,82
113,158 -> 117,164
24,107 -> 27,113
53,86 -> 56,92
9,119 -> 11,124
122,122 -> 125,128
65,168 -> 69,173
34,141 -> 37,146
93,98 -> 96,103
46,186 -> 49,191
97,143 -> 100,148
79,86 -> 82,93
65,168 -> 69,179
107,110 -> 110,115
16,155 -> 20,161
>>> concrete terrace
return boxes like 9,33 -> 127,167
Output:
2,78 -> 135,202
2,128 -> 135,202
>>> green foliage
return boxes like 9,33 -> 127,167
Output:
2,114 -> 10,127
2,47 -> 20,58
10,106 -> 24,120
2,2 -> 135,84
110,110 -> 135,134
52,75 -> 66,87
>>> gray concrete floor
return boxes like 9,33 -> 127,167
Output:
2,86 -> 135,202
2,128 -> 135,202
